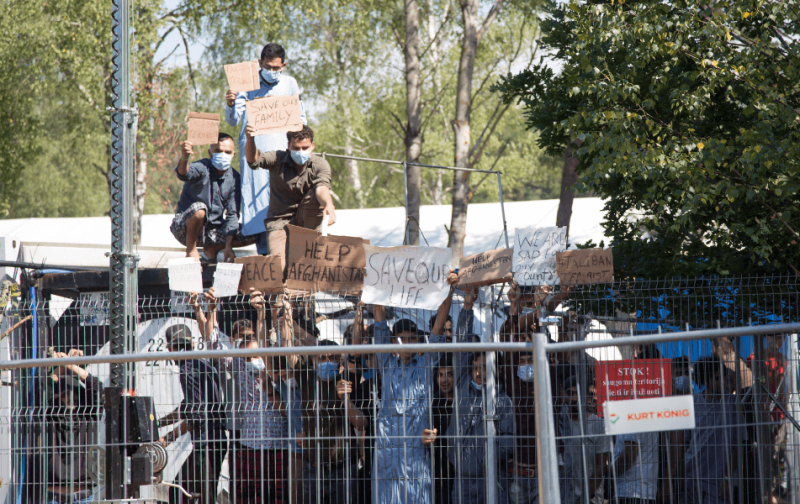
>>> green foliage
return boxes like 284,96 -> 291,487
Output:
497,0 -> 800,278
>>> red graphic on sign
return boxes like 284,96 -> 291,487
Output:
595,359 -> 672,415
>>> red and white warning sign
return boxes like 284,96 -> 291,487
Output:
595,359 -> 672,415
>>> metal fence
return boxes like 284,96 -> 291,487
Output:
1,276 -> 800,504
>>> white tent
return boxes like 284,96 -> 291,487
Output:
0,197 -> 609,275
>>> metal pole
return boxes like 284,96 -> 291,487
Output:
789,332 -> 800,504
403,161 -> 410,246
496,172 -> 510,249
485,339 -> 498,503
108,0 -> 137,498
533,331 -> 561,503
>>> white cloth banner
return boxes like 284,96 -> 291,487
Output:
512,226 -> 567,285
361,245 -> 453,310
212,262 -> 244,297
167,257 -> 203,292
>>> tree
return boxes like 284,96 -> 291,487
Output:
497,0 -> 800,277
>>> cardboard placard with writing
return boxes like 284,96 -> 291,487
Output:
245,94 -> 303,136
362,245 -> 453,310
458,248 -> 513,287
234,255 -> 284,294
284,225 -> 368,294
224,60 -> 261,93
556,248 -> 614,284
512,226 -> 567,286
187,112 -> 220,146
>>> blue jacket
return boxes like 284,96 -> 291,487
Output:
175,159 -> 239,237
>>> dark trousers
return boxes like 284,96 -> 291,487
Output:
231,442 -> 287,504
171,427 -> 227,504
302,460 -> 359,504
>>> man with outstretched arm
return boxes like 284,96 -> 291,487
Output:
244,123 -> 336,267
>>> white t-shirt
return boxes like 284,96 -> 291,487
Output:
564,415 -> 612,498
614,431 -> 660,500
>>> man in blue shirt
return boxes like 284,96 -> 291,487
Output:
225,42 -> 307,255
171,133 -> 253,262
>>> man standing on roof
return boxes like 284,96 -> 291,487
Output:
245,123 -> 336,267
225,43 -> 307,256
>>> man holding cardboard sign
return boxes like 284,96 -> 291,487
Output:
245,123 -> 337,267
171,133 -> 255,262
225,43 -> 307,256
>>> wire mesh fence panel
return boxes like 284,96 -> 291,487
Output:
0,276 -> 799,503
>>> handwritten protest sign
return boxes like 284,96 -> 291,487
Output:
168,257 -> 203,292
245,94 -> 303,136
187,112 -> 220,146
234,255 -> 284,294
284,225 -> 368,294
212,262 -> 244,297
595,359 -> 673,415
512,226 -> 567,286
362,245 -> 453,310
556,248 -> 614,284
224,60 -> 260,92
458,248 -> 513,286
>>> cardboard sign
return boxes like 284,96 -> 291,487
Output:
595,359 -> 672,415
245,94 -> 303,136
458,248 -> 513,286
234,255 -> 284,294
187,112 -> 219,146
512,226 -> 567,286
604,395 -> 695,435
212,262 -> 244,297
362,245 -> 453,310
168,257 -> 203,292
284,225 -> 368,294
224,60 -> 261,93
556,248 -> 614,284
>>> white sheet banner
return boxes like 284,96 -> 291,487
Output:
361,245 -> 452,310
212,262 -> 244,297
512,226 -> 567,285
167,257 -> 203,292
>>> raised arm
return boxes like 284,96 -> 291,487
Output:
249,288 -> 268,342
431,270 -> 459,337
224,89 -> 246,127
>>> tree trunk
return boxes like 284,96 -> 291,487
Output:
556,138 -> 582,242
344,125 -> 363,208
134,148 -> 147,245
447,0 -> 480,261
404,0 -> 422,245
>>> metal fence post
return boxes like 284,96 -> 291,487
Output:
789,331 -> 800,504
485,344 -> 498,503
533,331 -> 560,503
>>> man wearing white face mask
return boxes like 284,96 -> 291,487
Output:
172,132 -> 254,262
245,123 -> 336,268
225,43 -> 308,255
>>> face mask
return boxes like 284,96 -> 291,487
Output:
285,377 -> 297,388
211,152 -> 233,171
290,149 -> 312,166
246,358 -> 265,374
261,68 -> 282,83
316,361 -> 338,381
674,376 -> 691,393
470,380 -> 483,392
517,365 -> 535,383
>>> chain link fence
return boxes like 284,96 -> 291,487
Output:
1,274 -> 799,503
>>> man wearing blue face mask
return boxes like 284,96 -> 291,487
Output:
245,123 -> 336,268
225,42 -> 308,255
172,133 -> 254,262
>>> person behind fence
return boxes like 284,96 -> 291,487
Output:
172,132 -> 255,262
431,339 -> 515,504
562,375 -> 610,504
39,349 -> 102,504
683,356 -> 745,504
225,42 -> 307,255
367,269 -> 459,504
159,324 -> 227,504
244,122 -> 336,267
